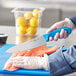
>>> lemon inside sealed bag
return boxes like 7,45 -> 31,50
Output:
13,8 -> 45,36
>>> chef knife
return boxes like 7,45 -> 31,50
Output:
7,27 -> 72,53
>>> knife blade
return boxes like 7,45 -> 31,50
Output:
7,27 -> 72,53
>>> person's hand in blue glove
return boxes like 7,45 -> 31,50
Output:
46,18 -> 75,41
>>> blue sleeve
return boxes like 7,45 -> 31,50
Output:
48,46 -> 76,76
70,16 -> 76,26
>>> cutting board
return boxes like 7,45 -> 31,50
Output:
0,44 -> 51,76
0,44 -> 68,76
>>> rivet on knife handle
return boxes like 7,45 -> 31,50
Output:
43,27 -> 72,42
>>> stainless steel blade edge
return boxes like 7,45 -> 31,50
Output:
7,36 -> 46,53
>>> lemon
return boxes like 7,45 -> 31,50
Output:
27,27 -> 37,35
30,17 -> 39,27
33,9 -> 40,11
24,12 -> 33,20
33,9 -> 40,17
17,26 -> 27,34
16,17 -> 28,27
